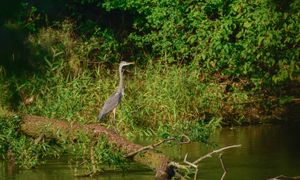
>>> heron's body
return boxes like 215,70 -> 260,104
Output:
98,91 -> 122,120
97,61 -> 134,130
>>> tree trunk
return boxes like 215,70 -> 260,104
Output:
20,115 -> 173,179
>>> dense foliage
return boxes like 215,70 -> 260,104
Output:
102,0 -> 300,86
1,0 -> 299,85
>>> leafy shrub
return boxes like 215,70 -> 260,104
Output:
103,0 -> 300,87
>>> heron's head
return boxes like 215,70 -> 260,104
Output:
119,61 -> 135,68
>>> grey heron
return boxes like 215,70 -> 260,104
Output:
97,61 -> 135,130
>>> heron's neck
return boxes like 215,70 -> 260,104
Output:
117,66 -> 124,94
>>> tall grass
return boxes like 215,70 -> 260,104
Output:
14,60 -> 252,137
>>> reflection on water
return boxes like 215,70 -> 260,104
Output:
195,124 -> 300,179
1,124 -> 300,179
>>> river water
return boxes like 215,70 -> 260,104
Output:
1,123 -> 300,179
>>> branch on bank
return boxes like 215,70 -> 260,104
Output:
19,114 -> 241,179
20,115 -> 173,179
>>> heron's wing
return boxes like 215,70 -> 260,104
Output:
98,92 -> 122,120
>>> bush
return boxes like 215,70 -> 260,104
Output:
103,0 -> 300,87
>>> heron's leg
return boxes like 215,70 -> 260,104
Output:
112,108 -> 118,132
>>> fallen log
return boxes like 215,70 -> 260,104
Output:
20,115 -> 174,179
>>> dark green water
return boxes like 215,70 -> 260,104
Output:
1,124 -> 300,179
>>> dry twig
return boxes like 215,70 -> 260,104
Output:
219,153 -> 226,180
183,154 -> 197,168
126,135 -> 190,158
267,175 -> 300,180
126,137 -> 176,157
168,161 -> 189,171
171,144 -> 241,180
192,144 -> 241,165
90,146 -> 97,175
179,134 -> 191,144
34,133 -> 45,144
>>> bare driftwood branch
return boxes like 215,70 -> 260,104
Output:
170,144 -> 241,179
192,144 -> 241,165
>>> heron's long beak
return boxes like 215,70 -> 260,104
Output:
127,62 -> 135,65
